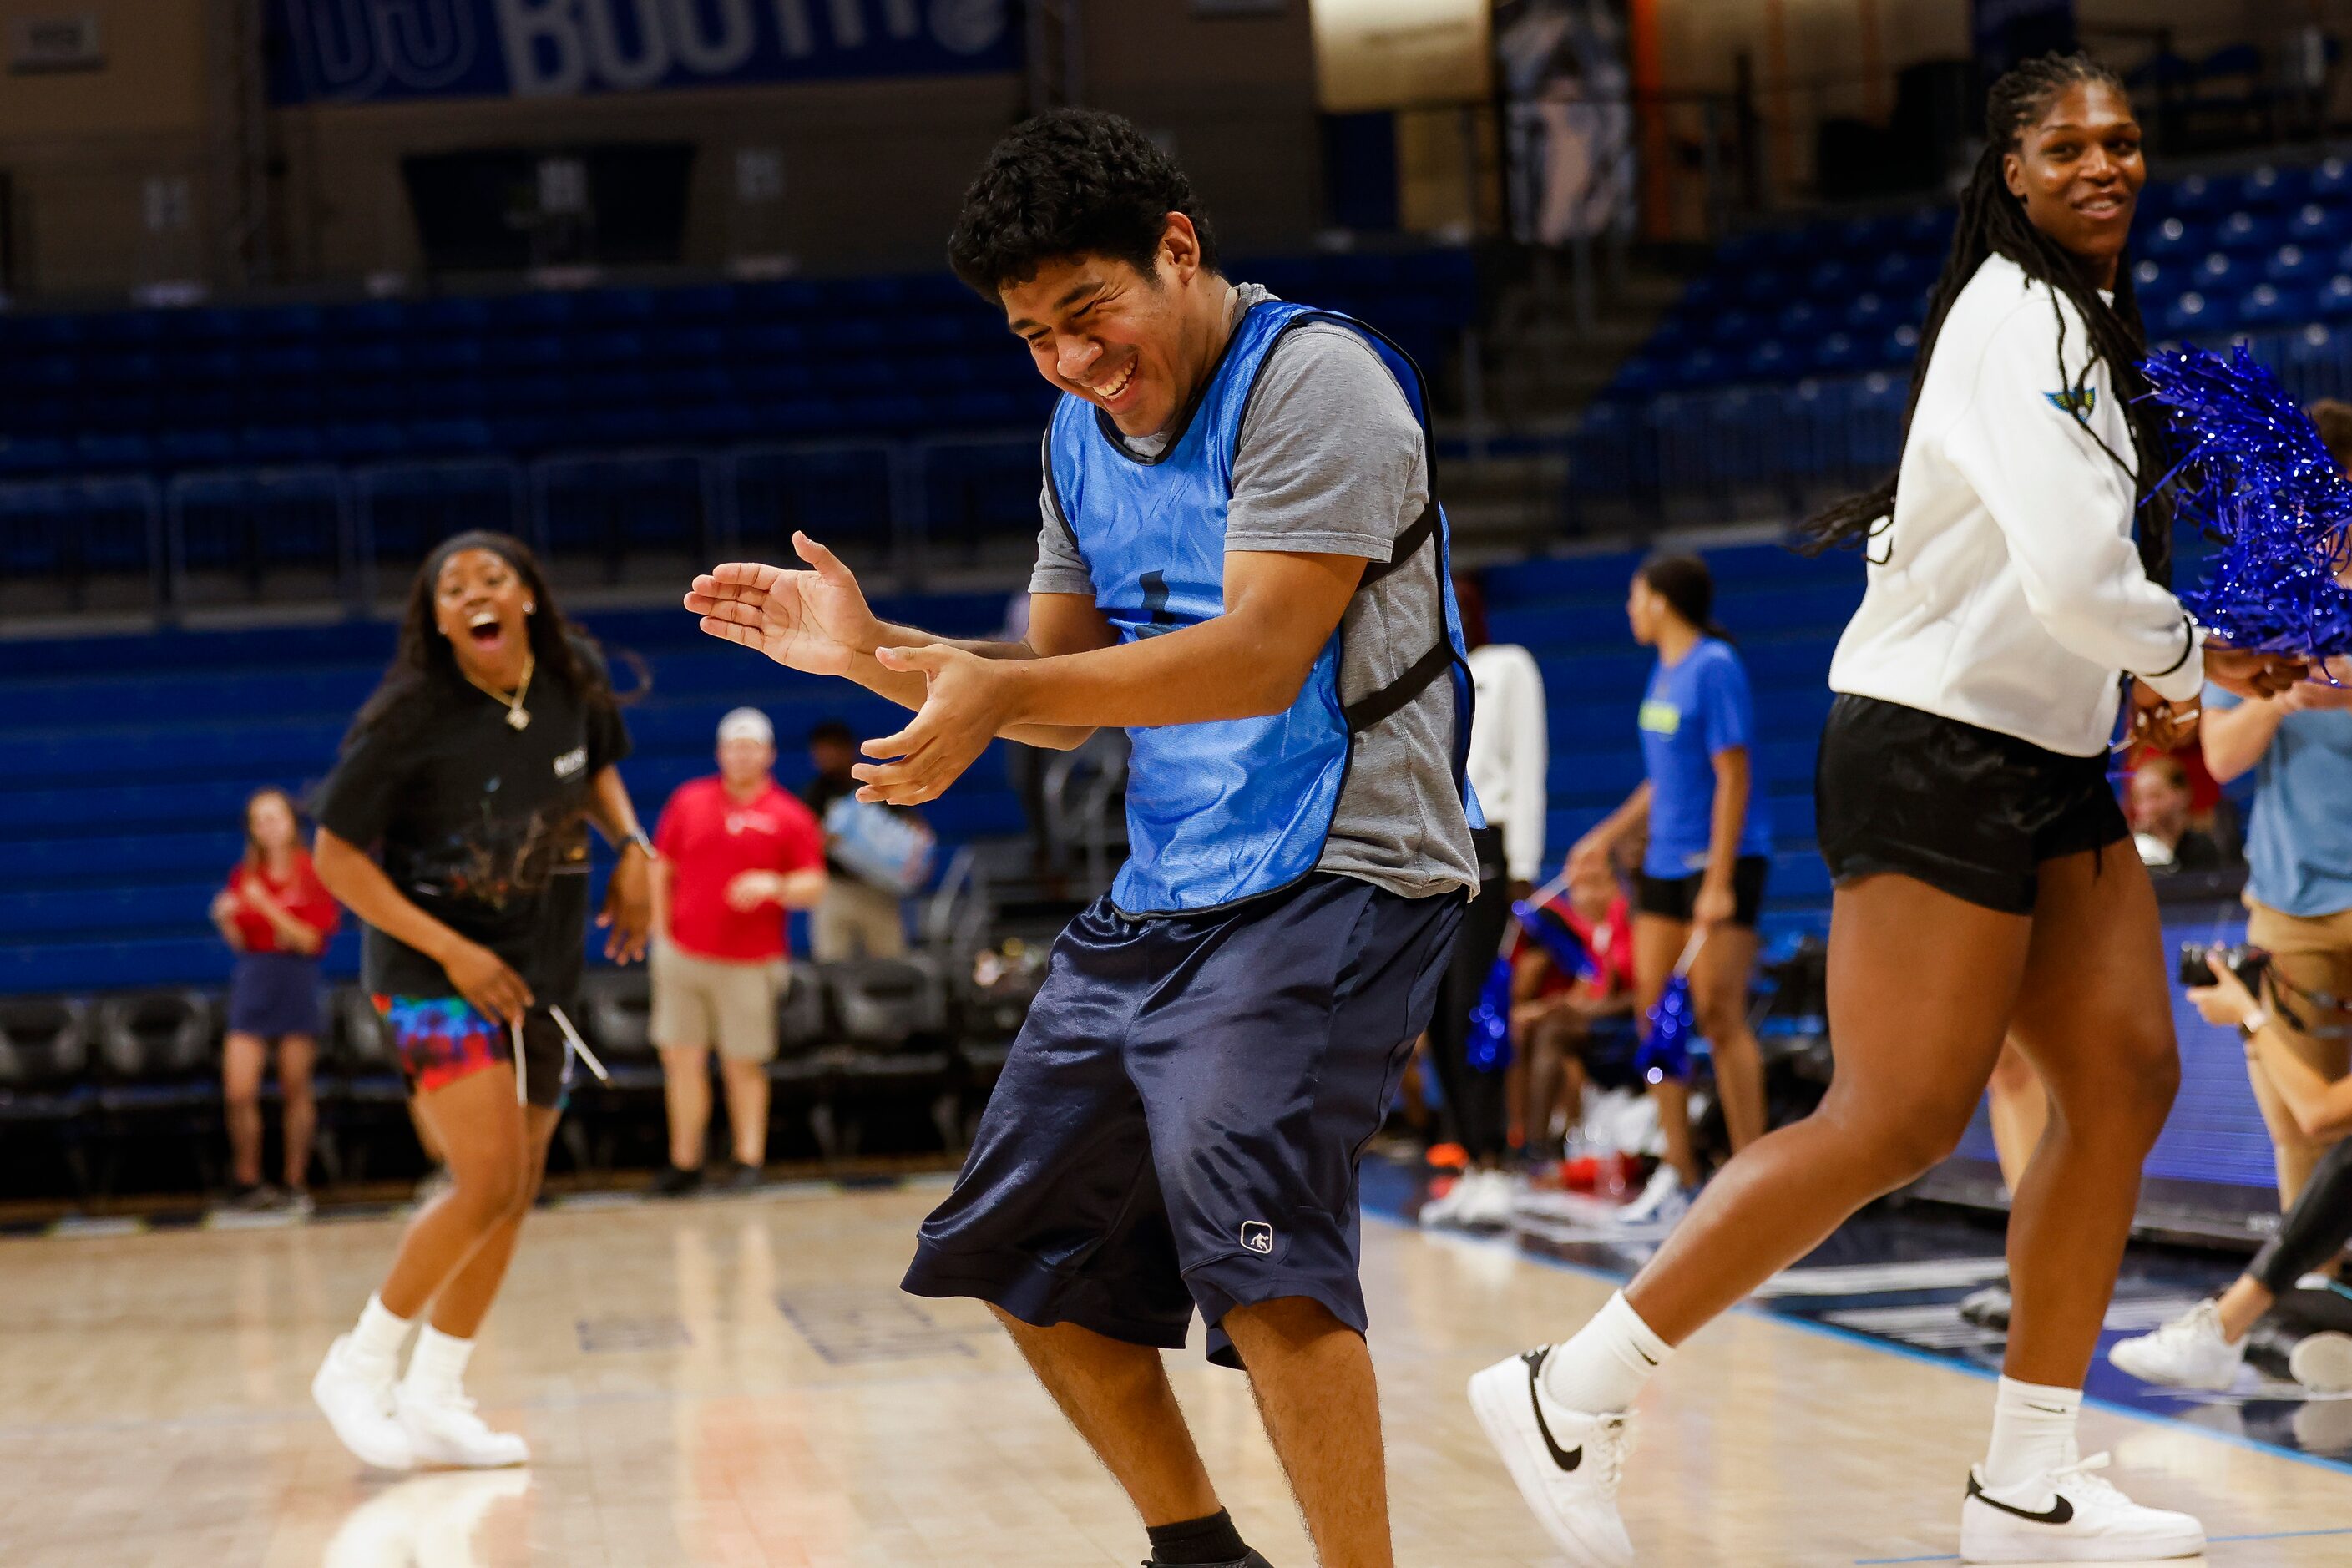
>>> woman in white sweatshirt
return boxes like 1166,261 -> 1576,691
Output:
1474,53 -> 2302,1567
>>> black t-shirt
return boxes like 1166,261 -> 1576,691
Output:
314,645 -> 630,1004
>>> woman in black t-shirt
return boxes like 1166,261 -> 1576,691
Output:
307,531 -> 653,1473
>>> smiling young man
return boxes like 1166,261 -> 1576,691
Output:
685,109 -> 1479,1568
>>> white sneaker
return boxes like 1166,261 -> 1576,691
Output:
1960,1453 -> 2203,1562
1611,1165 -> 1689,1227
1459,1170 -> 1519,1229
1469,1347 -> 1636,1567
2289,1330 -> 2352,1394
312,1335 -> 417,1471
396,1383 -> 530,1469
2107,1299 -> 2244,1391
1419,1174 -> 1474,1227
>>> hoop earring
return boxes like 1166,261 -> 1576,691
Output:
524,602 -> 536,615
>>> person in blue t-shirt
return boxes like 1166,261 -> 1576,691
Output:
1568,552 -> 1773,1218
2203,675 -> 2352,1212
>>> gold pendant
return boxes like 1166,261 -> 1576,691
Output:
508,706 -> 531,731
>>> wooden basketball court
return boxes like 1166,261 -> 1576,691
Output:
3,1179 -> 2348,1566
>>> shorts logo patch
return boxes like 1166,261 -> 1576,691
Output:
1240,1221 -> 1275,1255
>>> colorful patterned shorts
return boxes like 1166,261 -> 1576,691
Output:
373,995 -> 572,1110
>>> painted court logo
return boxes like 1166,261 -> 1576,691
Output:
1240,1222 -> 1274,1255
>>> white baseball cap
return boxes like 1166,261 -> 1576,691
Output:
716,707 -> 774,746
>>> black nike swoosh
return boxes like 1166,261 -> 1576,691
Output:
1520,1348 -> 1582,1472
1965,1472 -> 2074,1525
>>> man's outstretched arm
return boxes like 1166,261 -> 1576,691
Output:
685,532 -> 1113,750
852,549 -> 1365,805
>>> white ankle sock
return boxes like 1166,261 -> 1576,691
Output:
403,1324 -> 475,1400
1539,1291 -> 1673,1414
1982,1376 -> 2082,1490
349,1294 -> 412,1371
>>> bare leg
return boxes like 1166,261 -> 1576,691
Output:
407,1099 -> 446,1166
1224,1297 -> 1393,1568
2216,1275 -> 2278,1342
279,1035 -> 319,1192
427,1107 -> 560,1338
989,1309 -> 1221,1527
660,1045 -> 711,1171
720,1058 -> 771,1168
1625,875 -> 2030,1343
1985,1041 -> 2048,1196
222,1033 -> 269,1188
2004,849 -> 2183,1388
376,1070 -> 529,1321
1692,924 -> 1766,1153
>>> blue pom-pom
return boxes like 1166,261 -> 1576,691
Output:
1636,973 -> 1695,1085
1466,955 -> 1515,1073
2140,343 -> 2352,660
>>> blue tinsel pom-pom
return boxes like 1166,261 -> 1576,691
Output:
1636,973 -> 1694,1085
2140,343 -> 2352,660
1466,955 -> 1515,1073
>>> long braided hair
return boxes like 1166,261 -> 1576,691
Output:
1801,53 -> 2172,585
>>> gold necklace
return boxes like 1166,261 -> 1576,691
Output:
461,650 -> 535,731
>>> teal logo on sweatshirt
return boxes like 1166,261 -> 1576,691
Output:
2044,387 -> 2097,421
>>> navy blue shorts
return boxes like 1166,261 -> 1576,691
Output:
226,952 -> 326,1039
903,873 -> 1461,1368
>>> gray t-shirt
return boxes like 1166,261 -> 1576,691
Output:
1032,283 -> 1480,903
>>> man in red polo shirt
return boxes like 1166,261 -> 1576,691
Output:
648,708 -> 828,1195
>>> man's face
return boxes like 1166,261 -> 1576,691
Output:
812,738 -> 855,779
999,215 -> 1209,439
1568,859 -> 1616,922
719,736 -> 773,788
2130,768 -> 2190,837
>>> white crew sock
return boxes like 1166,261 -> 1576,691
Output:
1539,1291 -> 1674,1414
348,1294 -> 412,1374
1982,1376 -> 2082,1490
402,1324 -> 476,1401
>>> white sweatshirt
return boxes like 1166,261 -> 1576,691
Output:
1465,642 -> 1548,881
1828,254 -> 2203,757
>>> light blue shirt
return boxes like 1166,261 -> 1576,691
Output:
2207,684 -> 2352,917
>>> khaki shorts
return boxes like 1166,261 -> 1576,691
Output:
650,940 -> 787,1062
2245,900 -> 2352,1080
812,879 -> 908,962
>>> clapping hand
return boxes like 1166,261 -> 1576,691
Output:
850,645 -> 1012,807
686,534 -> 881,677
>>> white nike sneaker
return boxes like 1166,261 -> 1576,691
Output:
2289,1330 -> 2352,1394
1469,1346 -> 1636,1567
1459,1170 -> 1519,1229
2107,1299 -> 2245,1391
396,1384 -> 530,1469
1610,1165 -> 1689,1228
312,1335 -> 417,1471
1959,1453 -> 2203,1562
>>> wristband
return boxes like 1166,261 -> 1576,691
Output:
2238,1008 -> 2270,1043
624,828 -> 658,861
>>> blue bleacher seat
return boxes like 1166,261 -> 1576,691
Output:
2266,244 -> 2324,284
2142,216 -> 2199,260
2288,202 -> 2350,247
2216,210 -> 2284,255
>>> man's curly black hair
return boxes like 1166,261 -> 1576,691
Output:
948,108 -> 1220,299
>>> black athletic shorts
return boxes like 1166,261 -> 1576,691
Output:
1634,856 -> 1769,928
1814,694 -> 2129,917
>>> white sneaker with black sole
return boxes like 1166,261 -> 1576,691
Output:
2107,1298 -> 2244,1391
1610,1165 -> 1690,1229
1469,1346 -> 1636,1567
2289,1330 -> 2352,1394
311,1335 -> 417,1471
1959,1454 -> 2203,1562
396,1384 -> 529,1469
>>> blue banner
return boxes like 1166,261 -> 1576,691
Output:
271,0 -> 1019,104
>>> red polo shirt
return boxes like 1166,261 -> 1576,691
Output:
655,776 -> 826,963
224,852 -> 341,954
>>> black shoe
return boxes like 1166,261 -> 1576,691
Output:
711,1161 -> 763,1193
1958,1282 -> 2012,1332
647,1164 -> 704,1198
1144,1555 -> 1271,1568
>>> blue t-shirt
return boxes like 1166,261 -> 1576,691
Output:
1639,638 -> 1773,880
2206,684 -> 2352,917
